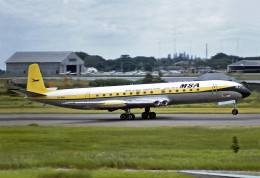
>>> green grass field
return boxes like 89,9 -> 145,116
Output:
0,126 -> 260,177
0,168 -> 191,178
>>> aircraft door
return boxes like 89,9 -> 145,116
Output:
85,93 -> 90,100
212,84 -> 217,95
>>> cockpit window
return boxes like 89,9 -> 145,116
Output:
235,85 -> 247,90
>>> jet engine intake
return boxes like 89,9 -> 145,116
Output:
161,100 -> 169,106
154,100 -> 160,106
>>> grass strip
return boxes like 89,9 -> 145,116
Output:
1,126 -> 260,171
0,168 -> 191,178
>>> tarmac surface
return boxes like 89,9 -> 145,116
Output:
0,113 -> 260,127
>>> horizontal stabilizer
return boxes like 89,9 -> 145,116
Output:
11,89 -> 46,97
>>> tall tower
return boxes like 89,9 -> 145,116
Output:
189,40 -> 192,59
174,39 -> 176,57
174,27 -> 176,58
206,43 -> 208,59
236,39 -> 239,56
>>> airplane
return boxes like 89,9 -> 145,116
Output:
12,63 -> 251,120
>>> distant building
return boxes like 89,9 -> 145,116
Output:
227,60 -> 260,73
5,51 -> 85,75
197,73 -> 235,81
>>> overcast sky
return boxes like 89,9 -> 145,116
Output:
1,0 -> 260,70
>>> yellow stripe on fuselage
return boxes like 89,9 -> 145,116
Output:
29,85 -> 231,100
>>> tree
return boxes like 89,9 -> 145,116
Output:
120,55 -> 130,59
75,51 -> 88,60
231,136 -> 240,153
143,72 -> 165,84
154,71 -> 165,83
0,69 -> 5,75
143,73 -> 154,84
83,55 -> 106,70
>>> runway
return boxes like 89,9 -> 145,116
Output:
0,114 -> 260,127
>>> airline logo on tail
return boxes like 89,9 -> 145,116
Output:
31,79 -> 39,82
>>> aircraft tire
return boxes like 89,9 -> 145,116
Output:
149,112 -> 156,119
120,114 -> 127,120
141,112 -> 149,119
128,114 -> 135,120
232,109 -> 238,115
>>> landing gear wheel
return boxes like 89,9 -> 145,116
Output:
232,109 -> 238,115
120,114 -> 127,120
127,114 -> 135,120
149,112 -> 156,119
141,112 -> 149,119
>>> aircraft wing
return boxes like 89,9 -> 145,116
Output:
125,97 -> 169,107
62,97 -> 169,109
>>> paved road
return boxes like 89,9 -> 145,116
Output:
1,114 -> 260,127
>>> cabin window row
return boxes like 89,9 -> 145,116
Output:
94,88 -> 200,97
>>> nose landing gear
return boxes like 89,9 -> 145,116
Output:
232,101 -> 238,115
232,109 -> 238,115
219,100 -> 239,115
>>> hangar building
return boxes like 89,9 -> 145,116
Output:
227,60 -> 260,73
5,51 -> 85,75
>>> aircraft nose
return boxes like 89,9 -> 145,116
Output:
242,88 -> 251,98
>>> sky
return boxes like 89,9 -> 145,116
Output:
0,0 -> 260,70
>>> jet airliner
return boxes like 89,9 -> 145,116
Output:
13,64 -> 251,119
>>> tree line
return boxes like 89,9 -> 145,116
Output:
76,52 -> 260,72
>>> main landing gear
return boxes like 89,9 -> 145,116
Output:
120,107 -> 157,120
120,108 -> 135,120
141,107 -> 156,119
232,101 -> 238,115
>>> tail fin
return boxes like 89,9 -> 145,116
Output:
27,63 -> 49,93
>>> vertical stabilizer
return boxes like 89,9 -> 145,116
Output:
27,63 -> 48,93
